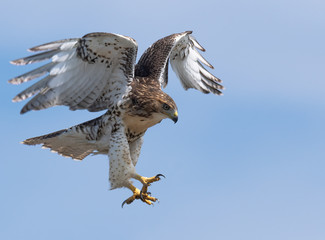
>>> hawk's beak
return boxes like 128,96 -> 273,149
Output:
171,111 -> 178,123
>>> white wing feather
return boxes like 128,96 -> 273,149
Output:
135,31 -> 223,95
9,33 -> 138,114
170,32 -> 223,95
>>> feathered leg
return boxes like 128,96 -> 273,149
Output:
109,125 -> 162,207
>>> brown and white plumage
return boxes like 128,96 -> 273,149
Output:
23,113 -> 111,160
10,32 -> 137,113
135,31 -> 223,94
10,31 -> 223,205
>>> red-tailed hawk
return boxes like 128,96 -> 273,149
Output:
9,31 -> 223,206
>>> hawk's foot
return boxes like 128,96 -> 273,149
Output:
122,184 -> 158,207
135,173 -> 165,194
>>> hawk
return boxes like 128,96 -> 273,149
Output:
9,31 -> 223,206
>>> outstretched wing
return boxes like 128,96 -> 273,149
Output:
9,32 -> 138,114
135,31 -> 223,95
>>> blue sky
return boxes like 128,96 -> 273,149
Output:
1,0 -> 325,239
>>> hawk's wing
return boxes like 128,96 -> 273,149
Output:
135,31 -> 223,94
9,32 -> 138,114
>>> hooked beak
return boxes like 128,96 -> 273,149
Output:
171,111 -> 178,123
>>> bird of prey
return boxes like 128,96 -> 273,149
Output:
9,31 -> 223,206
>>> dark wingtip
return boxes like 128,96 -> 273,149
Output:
20,108 -> 28,114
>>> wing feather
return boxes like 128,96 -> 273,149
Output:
135,31 -> 223,95
170,32 -> 224,95
11,49 -> 61,65
28,38 -> 79,52
9,62 -> 56,85
10,32 -> 138,114
13,75 -> 54,102
189,35 -> 205,52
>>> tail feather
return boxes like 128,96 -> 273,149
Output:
22,115 -> 108,160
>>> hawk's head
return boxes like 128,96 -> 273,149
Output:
128,77 -> 178,123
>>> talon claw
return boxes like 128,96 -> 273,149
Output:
139,191 -> 144,201
126,174 -> 165,206
155,174 -> 165,179
121,200 -> 127,208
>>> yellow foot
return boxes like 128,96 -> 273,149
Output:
135,174 -> 165,194
122,184 -> 159,208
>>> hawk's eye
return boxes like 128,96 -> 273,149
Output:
162,103 -> 171,111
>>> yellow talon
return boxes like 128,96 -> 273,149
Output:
122,183 -> 158,207
134,173 -> 165,186
121,174 -> 165,207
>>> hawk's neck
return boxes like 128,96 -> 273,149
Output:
122,113 -> 164,137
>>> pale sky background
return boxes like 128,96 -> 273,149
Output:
1,0 -> 325,239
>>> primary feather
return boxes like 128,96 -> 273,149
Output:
10,33 -> 138,114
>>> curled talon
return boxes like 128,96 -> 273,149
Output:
130,173 -> 165,205
139,190 -> 155,202
139,191 -> 145,201
121,200 -> 127,208
155,174 -> 166,179
122,190 -> 157,207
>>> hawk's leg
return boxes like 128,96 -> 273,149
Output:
122,182 -> 158,207
134,173 -> 165,196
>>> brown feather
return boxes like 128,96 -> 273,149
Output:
126,77 -> 177,117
